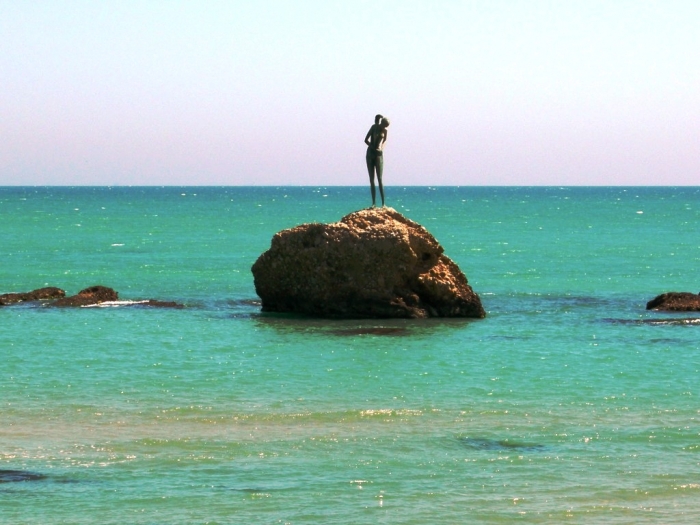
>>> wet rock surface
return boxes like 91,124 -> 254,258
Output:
252,207 -> 485,319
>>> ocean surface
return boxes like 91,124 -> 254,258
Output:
1,186 -> 699,524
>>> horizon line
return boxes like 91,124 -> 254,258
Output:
2,184 -> 700,189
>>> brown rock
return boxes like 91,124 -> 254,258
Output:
52,285 -> 119,307
0,287 -> 66,305
646,292 -> 700,311
252,207 -> 485,319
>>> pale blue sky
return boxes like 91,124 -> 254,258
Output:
1,0 -> 698,185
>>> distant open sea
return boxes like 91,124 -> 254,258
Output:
2,186 -> 699,524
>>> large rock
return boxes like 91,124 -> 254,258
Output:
646,292 -> 700,311
252,207 -> 485,319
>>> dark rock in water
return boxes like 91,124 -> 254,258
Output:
252,207 -> 485,319
0,287 -> 65,306
646,292 -> 700,311
51,288 -> 185,308
0,285 -> 184,309
0,469 -> 47,483
51,285 -> 119,307
136,300 -> 185,309
460,437 -> 546,452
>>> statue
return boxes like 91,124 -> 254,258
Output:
364,114 -> 390,207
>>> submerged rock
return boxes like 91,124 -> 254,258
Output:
136,300 -> 185,309
646,292 -> 700,311
459,437 -> 546,452
0,287 -> 65,306
0,469 -> 47,482
252,207 -> 485,319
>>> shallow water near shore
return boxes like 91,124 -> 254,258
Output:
1,186 -> 700,524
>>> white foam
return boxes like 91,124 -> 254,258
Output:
81,300 -> 149,308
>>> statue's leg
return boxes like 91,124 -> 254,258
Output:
376,155 -> 385,206
366,151 -> 376,206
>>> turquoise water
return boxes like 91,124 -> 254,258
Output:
1,186 -> 699,524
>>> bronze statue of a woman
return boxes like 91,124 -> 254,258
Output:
364,114 -> 390,207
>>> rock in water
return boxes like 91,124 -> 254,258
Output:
646,292 -> 700,311
52,285 -> 119,307
1,285 -> 184,309
252,207 -> 485,319
0,287 -> 65,306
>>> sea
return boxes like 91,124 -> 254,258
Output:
1,186 -> 699,524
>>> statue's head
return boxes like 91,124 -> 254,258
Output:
375,114 -> 384,125
381,117 -> 390,128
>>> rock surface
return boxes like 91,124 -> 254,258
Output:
252,207 -> 485,319
0,287 -> 65,305
646,292 -> 700,311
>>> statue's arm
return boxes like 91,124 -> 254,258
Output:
364,126 -> 374,146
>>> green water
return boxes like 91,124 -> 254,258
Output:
1,186 -> 699,524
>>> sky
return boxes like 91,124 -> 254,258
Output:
1,0 -> 699,186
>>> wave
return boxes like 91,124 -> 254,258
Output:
604,317 -> 700,326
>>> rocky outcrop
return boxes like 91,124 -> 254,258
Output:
51,285 -> 119,307
252,207 -> 485,319
1,285 -> 184,308
0,287 -> 65,305
646,292 -> 700,311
